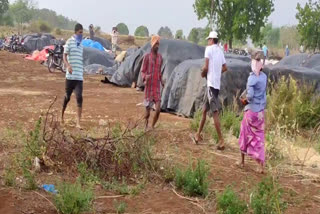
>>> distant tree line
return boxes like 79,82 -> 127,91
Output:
0,0 -> 77,33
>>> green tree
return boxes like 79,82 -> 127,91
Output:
193,0 -> 274,48
0,0 -> 9,16
10,0 -> 35,33
116,23 -> 129,35
175,29 -> 184,39
0,0 -> 9,25
261,23 -> 280,47
158,26 -> 173,39
188,28 -> 200,44
296,0 -> 320,52
279,26 -> 300,50
31,8 -> 77,30
134,25 -> 149,37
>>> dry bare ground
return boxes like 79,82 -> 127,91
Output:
0,51 -> 319,214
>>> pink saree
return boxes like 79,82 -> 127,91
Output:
239,110 -> 265,164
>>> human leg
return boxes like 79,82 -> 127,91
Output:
62,80 -> 75,124
151,101 -> 161,129
74,81 -> 83,128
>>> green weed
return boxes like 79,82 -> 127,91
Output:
250,177 -> 287,214
54,182 -> 94,214
267,76 -> 320,134
217,186 -> 248,214
114,201 -> 127,214
4,167 -> 16,187
77,162 -> 100,186
221,109 -> 242,138
265,133 -> 284,165
102,179 -> 145,196
174,159 -> 209,197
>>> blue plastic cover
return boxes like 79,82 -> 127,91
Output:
81,39 -> 105,51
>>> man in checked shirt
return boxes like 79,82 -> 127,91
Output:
141,35 -> 165,131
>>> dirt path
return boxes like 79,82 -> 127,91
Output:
0,51 -> 319,213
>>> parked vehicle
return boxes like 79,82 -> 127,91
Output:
47,41 -> 66,73
10,36 -> 27,53
0,39 -> 4,50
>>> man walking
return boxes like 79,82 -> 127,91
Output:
141,35 -> 164,131
62,23 -> 84,129
200,31 -> 227,150
89,24 -> 94,40
262,43 -> 268,65
111,27 -> 119,55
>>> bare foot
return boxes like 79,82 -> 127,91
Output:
76,123 -> 82,130
195,133 -> 203,142
217,140 -> 225,150
255,167 -> 264,174
235,161 -> 244,169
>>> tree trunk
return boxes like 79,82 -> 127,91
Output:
229,40 -> 233,49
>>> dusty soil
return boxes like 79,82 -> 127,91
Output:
0,51 -> 320,214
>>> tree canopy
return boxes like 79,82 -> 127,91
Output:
175,29 -> 184,39
0,0 -> 9,15
10,0 -> 34,29
158,26 -> 173,39
32,8 -> 77,30
134,26 -> 149,37
193,0 -> 274,48
116,23 -> 129,35
296,0 -> 320,51
0,0 -> 10,25
188,28 -> 200,44
261,23 -> 280,47
188,27 -> 210,45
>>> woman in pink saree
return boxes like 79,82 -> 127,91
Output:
238,54 -> 267,173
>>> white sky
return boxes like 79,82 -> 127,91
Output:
11,0 -> 309,35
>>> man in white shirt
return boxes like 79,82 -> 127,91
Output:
111,27 -> 119,55
199,31 -> 227,150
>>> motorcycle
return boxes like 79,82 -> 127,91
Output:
3,37 -> 11,51
10,36 -> 27,53
47,41 -> 66,73
0,39 -> 3,50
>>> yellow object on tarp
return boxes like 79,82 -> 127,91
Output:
115,51 -> 127,63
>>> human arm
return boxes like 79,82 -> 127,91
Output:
222,64 -> 227,73
222,54 -> 227,73
160,58 -> 165,87
140,55 -> 150,84
246,75 -> 257,103
63,40 -> 72,74
201,58 -> 209,78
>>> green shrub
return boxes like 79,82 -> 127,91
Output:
267,76 -> 320,133
191,108 -> 242,142
22,168 -> 37,190
4,167 -> 16,187
29,20 -> 52,33
265,133 -> 284,165
54,182 -> 94,214
24,118 -> 45,158
175,159 -> 209,197
114,201 -> 127,214
55,28 -> 62,35
39,22 -> 52,33
221,109 -> 242,137
77,162 -> 100,186
217,186 -> 248,214
102,179 -> 145,196
250,177 -> 287,214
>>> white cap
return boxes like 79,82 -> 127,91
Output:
206,31 -> 218,40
